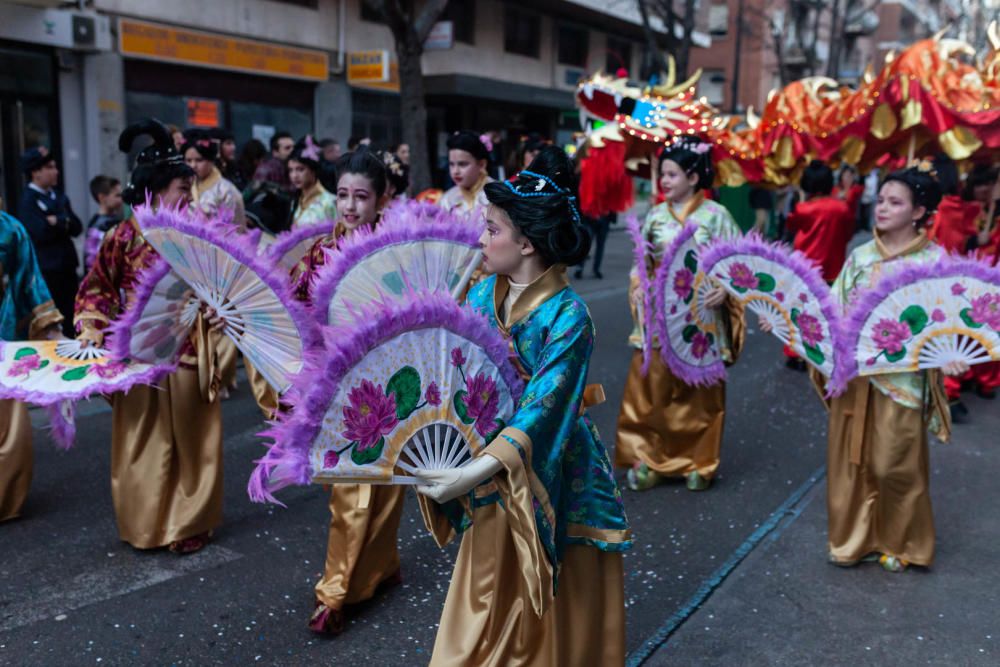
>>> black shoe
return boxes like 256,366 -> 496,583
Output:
976,386 -> 996,400
573,269 -> 584,279
593,270 -> 603,280
784,358 -> 806,372
950,402 -> 969,422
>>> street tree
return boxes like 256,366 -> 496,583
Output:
363,0 -> 449,193
636,0 -> 699,78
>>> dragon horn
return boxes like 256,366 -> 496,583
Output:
746,105 -> 760,130
989,21 -> 1000,51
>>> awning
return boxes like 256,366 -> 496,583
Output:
424,74 -> 575,110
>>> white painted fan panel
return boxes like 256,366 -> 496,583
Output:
746,299 -> 792,344
916,334 -> 995,369
326,240 -> 482,326
394,423 -> 472,483
125,268 -> 199,365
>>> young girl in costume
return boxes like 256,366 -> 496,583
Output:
439,131 -> 494,214
75,119 -> 224,554
823,167 -> 966,572
289,135 -> 338,228
616,137 -> 744,492
183,128 -> 246,228
0,210 -> 63,521
415,146 -> 631,666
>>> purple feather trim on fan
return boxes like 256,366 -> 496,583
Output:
247,291 -> 524,505
263,222 -> 336,264
310,206 -> 483,326
652,221 -> 727,387
45,402 -> 76,450
831,254 -> 1000,395
107,258 -> 175,362
0,356 -> 174,406
700,232 -> 843,387
134,203 -> 324,355
625,214 -> 655,375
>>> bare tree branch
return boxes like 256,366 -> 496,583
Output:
414,0 -> 450,43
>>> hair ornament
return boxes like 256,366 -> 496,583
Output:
479,133 -> 494,153
301,135 -> 321,162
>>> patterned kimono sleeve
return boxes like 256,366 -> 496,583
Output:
830,249 -> 860,307
290,238 -> 328,302
0,215 -> 62,339
74,225 -> 124,333
703,204 -> 746,362
481,300 -> 596,616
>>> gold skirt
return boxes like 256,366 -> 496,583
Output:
0,399 -> 32,522
430,502 -> 625,667
110,368 -> 223,548
244,358 -> 280,419
315,483 -> 407,609
827,378 -> 934,566
615,349 -> 726,479
217,337 -> 238,390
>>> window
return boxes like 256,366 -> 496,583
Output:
360,3 -> 383,23
698,69 -> 726,106
709,4 -> 729,36
605,36 -> 632,74
442,1 -> 475,45
557,24 -> 589,67
504,7 -> 540,58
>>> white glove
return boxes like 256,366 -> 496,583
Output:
414,453 -> 504,504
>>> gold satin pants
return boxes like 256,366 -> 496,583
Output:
430,502 -> 625,667
827,378 -> 934,566
0,399 -> 32,522
244,358 -> 280,420
616,349 -> 726,479
315,483 -> 407,609
218,337 -> 238,390
110,368 -> 223,549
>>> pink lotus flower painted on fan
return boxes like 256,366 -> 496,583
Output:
342,379 -> 398,451
951,283 -> 966,296
323,450 -> 339,469
871,318 -> 911,355
451,347 -> 467,368
931,308 -> 946,323
464,373 -> 500,437
729,262 -> 759,290
425,381 -> 442,406
690,331 -> 711,359
7,354 -> 41,377
673,268 -> 694,299
93,360 -> 128,379
969,293 -> 1000,329
796,312 -> 824,347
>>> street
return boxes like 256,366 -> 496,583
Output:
1,227 -> 997,667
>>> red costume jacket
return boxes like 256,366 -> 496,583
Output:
786,196 -> 854,283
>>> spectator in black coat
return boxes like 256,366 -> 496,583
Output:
18,147 -> 82,336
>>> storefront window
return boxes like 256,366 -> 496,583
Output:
0,46 -> 54,97
351,90 -> 402,148
504,8 -> 541,58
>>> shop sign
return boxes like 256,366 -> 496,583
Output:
347,51 -> 390,84
185,98 -> 221,128
424,21 -> 454,51
119,19 -> 328,82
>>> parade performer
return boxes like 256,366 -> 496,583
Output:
289,135 -> 338,228
616,137 -> 744,492
0,209 -> 63,521
184,129 -> 246,228
74,119 -> 224,554
824,168 -> 962,573
439,131 -> 494,214
414,146 -> 631,666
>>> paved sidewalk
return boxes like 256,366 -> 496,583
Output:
637,394 -> 1000,666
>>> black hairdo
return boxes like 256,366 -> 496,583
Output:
483,146 -> 591,267
208,127 -> 234,142
379,150 -> 409,195
658,136 -> 714,190
319,137 -> 338,149
89,175 -> 120,202
447,131 -> 490,162
963,164 -> 999,200
801,160 -> 834,196
118,118 -> 194,206
244,181 -> 293,235
932,154 -> 960,197
881,167 -> 942,226
181,128 -> 218,161
334,147 -> 388,198
269,131 -> 292,153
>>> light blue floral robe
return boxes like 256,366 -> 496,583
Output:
0,211 -> 61,340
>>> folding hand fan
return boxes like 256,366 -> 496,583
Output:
132,206 -> 322,394
626,215 -> 655,374
833,257 -> 1000,393
0,339 -> 173,448
261,222 -> 337,272
311,202 -> 483,327
700,234 -> 841,378
248,293 -> 524,503
652,221 -> 727,386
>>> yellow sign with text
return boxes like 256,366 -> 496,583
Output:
347,50 -> 390,84
119,19 -> 328,82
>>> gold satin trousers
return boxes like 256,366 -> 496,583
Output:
616,350 -> 726,479
827,378 -> 935,566
315,483 -> 407,609
110,368 -> 223,549
0,399 -> 32,522
430,502 -> 625,667
218,337 -> 238,390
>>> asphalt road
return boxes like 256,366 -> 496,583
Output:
1,227 -> 995,666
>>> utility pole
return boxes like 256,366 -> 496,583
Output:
730,0 -> 746,113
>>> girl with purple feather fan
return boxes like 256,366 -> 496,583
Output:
819,167 -> 967,573
616,137 -> 745,492
74,119 -> 225,555
413,146 -> 631,666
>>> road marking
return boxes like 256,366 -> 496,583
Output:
0,545 -> 243,632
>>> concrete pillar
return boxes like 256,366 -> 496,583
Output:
314,77 -> 352,144
57,50 -> 90,220
82,51 -> 127,192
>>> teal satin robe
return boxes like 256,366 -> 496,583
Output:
1,211 -> 60,340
